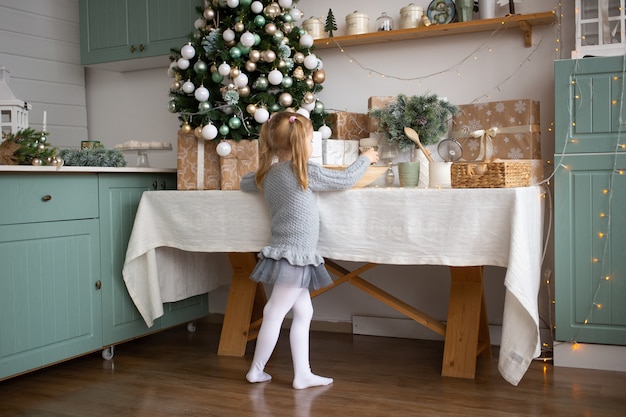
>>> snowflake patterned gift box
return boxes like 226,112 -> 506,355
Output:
450,99 -> 541,161
327,111 -> 370,140
218,139 -> 259,190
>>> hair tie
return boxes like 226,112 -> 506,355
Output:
289,116 -> 296,123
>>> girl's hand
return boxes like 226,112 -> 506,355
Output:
362,148 -> 379,165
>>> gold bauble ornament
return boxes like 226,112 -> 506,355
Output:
278,59 -> 286,69
234,21 -> 245,32
194,125 -> 203,138
182,122 -> 192,133
249,50 -> 261,62
246,104 -> 257,114
293,66 -> 305,80
225,40 -> 236,47
312,69 -> 326,84
265,23 -> 277,35
245,61 -> 257,72
283,22 -> 293,33
294,52 -> 305,64
203,8 -> 215,20
278,92 -> 293,107
305,78 -> 314,89
172,80 -> 181,90
264,3 -> 280,18
262,50 -> 276,63
210,64 -> 217,73
239,86 -> 251,97
230,68 -> 241,79
303,92 -> 315,104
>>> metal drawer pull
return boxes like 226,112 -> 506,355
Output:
42,195 -> 52,202
130,44 -> 136,53
95,280 -> 102,290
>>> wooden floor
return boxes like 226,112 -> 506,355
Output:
1,318 -> 625,417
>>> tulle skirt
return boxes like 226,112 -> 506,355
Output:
250,256 -> 333,290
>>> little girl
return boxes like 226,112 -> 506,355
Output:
240,111 -> 378,389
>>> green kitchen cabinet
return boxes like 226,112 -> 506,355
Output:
1,171 -> 208,380
554,56 -> 626,346
79,0 -> 202,65
0,174 -> 102,379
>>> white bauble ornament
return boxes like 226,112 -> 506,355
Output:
194,86 -> 210,102
216,140 -> 232,156
296,108 -> 310,118
234,73 -> 249,88
222,28 -> 236,42
278,0 -> 292,8
318,125 -> 332,139
226,0 -> 239,8
299,34 -> 314,48
194,18 -> 206,30
251,1 -> 263,14
177,58 -> 190,70
240,31 -> 255,47
201,123 -> 218,140
254,107 -> 270,123
218,62 -> 231,76
181,43 -> 196,59
301,100 -> 315,112
303,54 -> 318,70
290,8 -> 302,21
182,79 -> 196,93
268,69 -> 283,85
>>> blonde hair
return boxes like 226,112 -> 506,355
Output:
255,112 -> 312,191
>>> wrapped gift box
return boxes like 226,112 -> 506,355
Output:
309,131 -> 323,165
177,130 -> 258,190
327,111 -> 370,140
368,96 -> 396,132
450,99 -> 541,161
323,139 -> 359,166
177,130 -> 220,190
219,139 -> 259,190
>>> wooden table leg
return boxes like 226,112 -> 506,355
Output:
441,266 -> 492,379
217,252 -> 262,356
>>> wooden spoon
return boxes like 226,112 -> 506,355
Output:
403,127 -> 435,163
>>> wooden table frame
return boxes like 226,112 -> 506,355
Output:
218,253 -> 492,379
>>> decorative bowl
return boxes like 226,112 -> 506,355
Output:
323,165 -> 388,188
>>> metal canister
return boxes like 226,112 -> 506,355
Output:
345,11 -> 369,35
399,3 -> 424,29
302,16 -> 325,39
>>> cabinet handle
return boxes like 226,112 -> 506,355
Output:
95,280 -> 102,290
42,195 -> 52,202
139,43 -> 145,52
161,181 -> 167,190
153,180 -> 158,189
130,44 -> 136,53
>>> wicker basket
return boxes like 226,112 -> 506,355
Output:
451,160 -> 532,188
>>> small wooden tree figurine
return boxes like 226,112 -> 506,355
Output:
325,9 -> 337,37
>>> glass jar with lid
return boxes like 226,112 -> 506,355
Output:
376,12 -> 393,31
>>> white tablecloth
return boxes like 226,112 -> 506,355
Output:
122,186 -> 545,385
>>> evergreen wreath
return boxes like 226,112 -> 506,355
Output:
369,94 -> 458,151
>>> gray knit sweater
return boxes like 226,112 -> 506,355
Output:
240,157 -> 370,266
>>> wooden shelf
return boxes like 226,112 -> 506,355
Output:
313,11 -> 556,49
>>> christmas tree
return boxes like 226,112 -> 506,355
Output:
167,0 -> 329,143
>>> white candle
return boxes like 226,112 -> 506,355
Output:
43,110 -> 47,132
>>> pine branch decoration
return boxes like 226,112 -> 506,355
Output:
369,94 -> 458,151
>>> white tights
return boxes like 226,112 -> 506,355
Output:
246,285 -> 333,390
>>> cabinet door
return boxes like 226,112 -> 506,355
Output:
80,0 -> 202,65
554,153 -> 626,345
0,219 -> 101,380
555,56 -> 626,154
99,174 -> 161,345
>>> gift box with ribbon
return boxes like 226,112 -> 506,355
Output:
450,99 -> 541,161
322,139 -> 360,166
177,130 -> 258,190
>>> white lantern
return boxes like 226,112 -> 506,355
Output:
0,67 -> 31,139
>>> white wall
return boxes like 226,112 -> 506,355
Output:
0,0 -> 87,147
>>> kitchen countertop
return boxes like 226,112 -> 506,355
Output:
0,166 -> 176,173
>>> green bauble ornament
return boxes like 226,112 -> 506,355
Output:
219,125 -> 230,136
281,76 -> 293,88
194,61 -> 208,74
269,103 -> 281,112
168,101 -> 177,112
254,15 -> 266,27
313,101 -> 325,114
240,0 -> 252,7
212,72 -> 224,83
228,116 -> 242,129
229,46 -> 242,59
254,76 -> 269,90
198,101 -> 211,112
